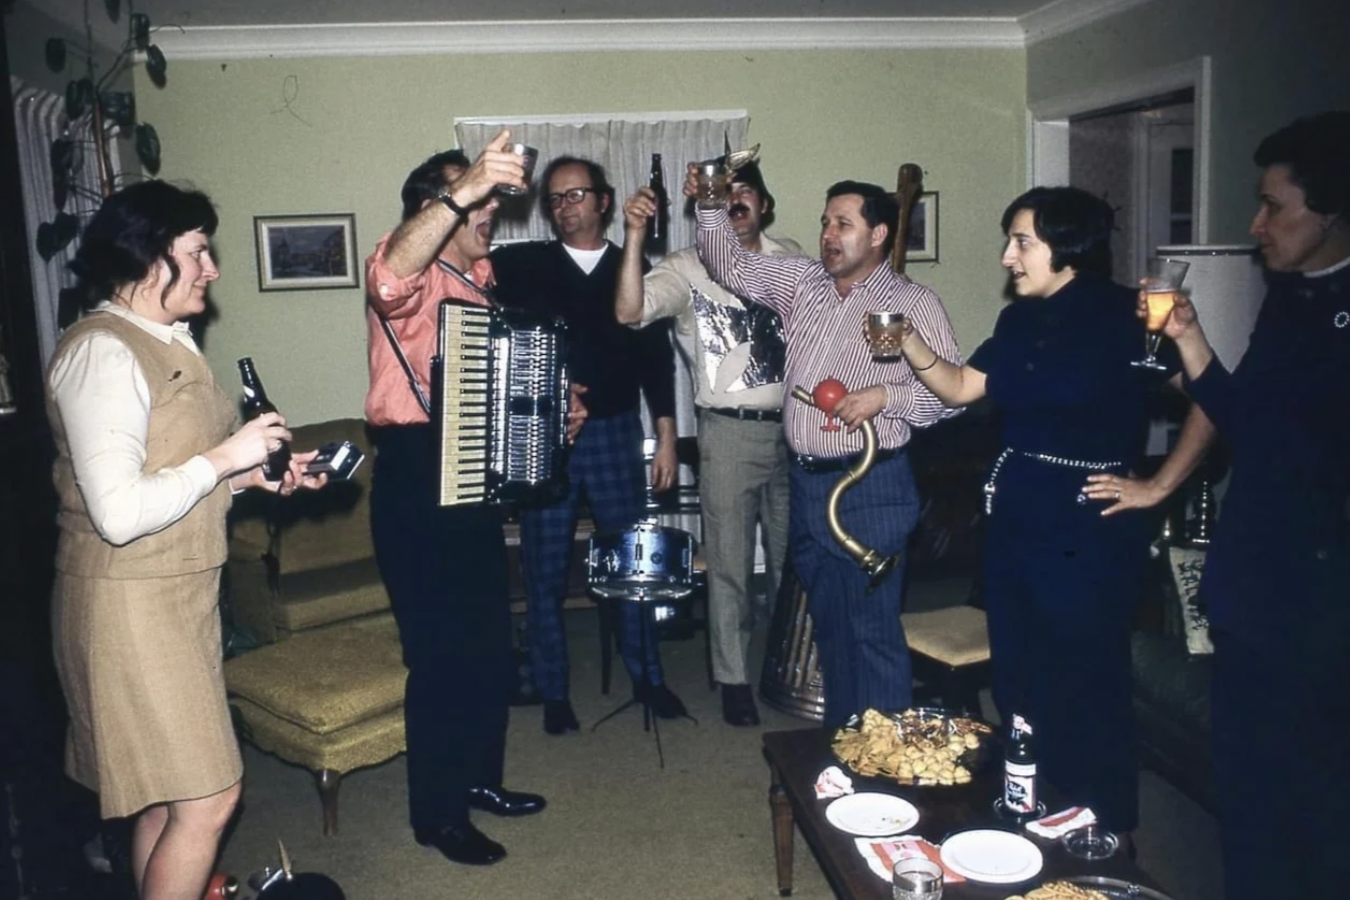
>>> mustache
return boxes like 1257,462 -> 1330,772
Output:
728,202 -> 752,217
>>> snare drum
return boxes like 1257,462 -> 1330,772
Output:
587,523 -> 695,600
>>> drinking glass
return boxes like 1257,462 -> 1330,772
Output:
866,311 -> 906,359
498,143 -> 538,196
1131,257 -> 1190,370
694,161 -> 731,208
893,857 -> 943,900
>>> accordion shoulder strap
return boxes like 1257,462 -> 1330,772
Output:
379,316 -> 432,416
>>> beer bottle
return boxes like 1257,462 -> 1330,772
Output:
237,357 -> 291,482
1002,713 -> 1038,817
647,152 -> 668,251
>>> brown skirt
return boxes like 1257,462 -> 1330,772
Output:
52,567 -> 243,818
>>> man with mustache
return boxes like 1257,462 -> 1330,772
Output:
492,156 -> 686,735
692,176 -> 962,728
616,162 -> 802,726
364,132 -> 547,867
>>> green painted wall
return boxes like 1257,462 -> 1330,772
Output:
1027,0 -> 1349,246
131,47 -> 1025,424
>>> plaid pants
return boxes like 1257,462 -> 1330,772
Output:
520,412 -> 663,700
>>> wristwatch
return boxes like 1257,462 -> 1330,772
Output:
437,189 -> 470,218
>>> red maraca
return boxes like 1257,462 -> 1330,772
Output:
812,378 -> 848,432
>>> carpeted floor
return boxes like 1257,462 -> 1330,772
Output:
218,579 -> 1222,899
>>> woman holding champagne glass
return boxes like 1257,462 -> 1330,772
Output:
893,186 -> 1213,842
1155,111 -> 1350,898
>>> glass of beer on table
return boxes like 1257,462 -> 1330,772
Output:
1132,257 -> 1190,370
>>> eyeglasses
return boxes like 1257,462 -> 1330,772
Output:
546,187 -> 599,209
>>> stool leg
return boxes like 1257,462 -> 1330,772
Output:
317,769 -> 342,836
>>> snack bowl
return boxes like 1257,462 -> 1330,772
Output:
831,707 -> 993,787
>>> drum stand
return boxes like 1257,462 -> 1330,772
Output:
590,586 -> 697,768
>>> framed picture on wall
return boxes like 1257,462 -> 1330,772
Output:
906,192 -> 939,263
254,214 -> 358,291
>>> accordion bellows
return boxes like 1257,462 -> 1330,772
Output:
433,299 -> 571,506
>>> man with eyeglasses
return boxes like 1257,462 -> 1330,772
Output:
615,161 -> 802,727
491,156 -> 685,736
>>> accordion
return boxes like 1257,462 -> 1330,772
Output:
432,299 -> 570,506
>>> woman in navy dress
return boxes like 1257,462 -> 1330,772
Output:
894,187 -> 1214,838
1160,111 -> 1350,898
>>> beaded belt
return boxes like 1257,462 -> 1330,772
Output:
982,447 -> 1124,515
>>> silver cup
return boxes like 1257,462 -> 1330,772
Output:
694,161 -> 731,208
499,143 -> 538,196
892,857 -> 943,900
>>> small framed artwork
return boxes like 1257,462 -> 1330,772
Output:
906,192 -> 939,263
254,214 -> 358,291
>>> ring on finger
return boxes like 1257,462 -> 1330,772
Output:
1115,490 -> 1122,500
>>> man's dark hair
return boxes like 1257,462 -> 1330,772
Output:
538,155 -> 615,230
731,160 -> 776,228
1254,110 -> 1350,223
68,180 -> 218,312
1000,186 -> 1116,278
400,149 -> 471,221
825,181 -> 900,255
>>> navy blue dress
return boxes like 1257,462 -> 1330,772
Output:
1185,262 -> 1350,896
968,273 -> 1173,832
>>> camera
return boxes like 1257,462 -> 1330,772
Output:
304,440 -> 365,481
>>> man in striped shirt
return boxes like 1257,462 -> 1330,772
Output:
694,178 -> 963,727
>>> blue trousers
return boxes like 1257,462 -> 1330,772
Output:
369,425 -> 512,832
520,412 -> 662,699
982,457 -> 1144,832
789,452 -> 918,728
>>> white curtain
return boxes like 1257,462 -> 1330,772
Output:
453,112 -> 750,518
11,76 -> 117,368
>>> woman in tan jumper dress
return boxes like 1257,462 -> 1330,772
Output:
46,181 -> 326,900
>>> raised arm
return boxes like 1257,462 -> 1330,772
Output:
616,186 -> 657,325
895,312 -> 987,408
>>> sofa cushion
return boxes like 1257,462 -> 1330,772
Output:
224,613 -> 406,735
273,557 -> 390,634
901,606 -> 991,668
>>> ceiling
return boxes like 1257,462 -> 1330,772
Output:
49,1 -> 1063,30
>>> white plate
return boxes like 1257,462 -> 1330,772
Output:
939,829 -> 1043,884
824,793 -> 920,837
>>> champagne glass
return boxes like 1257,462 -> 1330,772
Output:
1132,258 -> 1190,370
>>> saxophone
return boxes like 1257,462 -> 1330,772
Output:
791,386 -> 901,590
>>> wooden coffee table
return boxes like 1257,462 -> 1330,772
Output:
764,728 -> 1166,898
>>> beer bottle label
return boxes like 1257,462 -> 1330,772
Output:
1004,760 -> 1037,814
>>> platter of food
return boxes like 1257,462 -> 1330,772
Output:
1004,878 -> 1175,900
831,707 -> 993,787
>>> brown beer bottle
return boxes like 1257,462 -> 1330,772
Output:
237,357 -> 291,482
647,152 -> 668,252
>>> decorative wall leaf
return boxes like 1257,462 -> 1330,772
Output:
36,214 -> 80,261
145,46 -> 167,87
45,38 -> 67,72
100,91 -> 136,128
135,124 -> 161,174
52,169 -> 69,210
50,137 -> 76,174
105,0 -> 120,23
131,12 -> 150,50
65,79 -> 95,119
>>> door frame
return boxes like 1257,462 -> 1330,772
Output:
1027,56 -> 1213,244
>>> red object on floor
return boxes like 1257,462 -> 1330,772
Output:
204,873 -> 239,898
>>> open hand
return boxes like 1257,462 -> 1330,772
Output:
1083,471 -> 1169,515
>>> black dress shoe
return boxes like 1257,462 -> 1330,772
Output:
414,822 -> 506,865
466,786 -> 547,817
635,681 -> 688,719
721,683 -> 761,727
543,699 -> 580,735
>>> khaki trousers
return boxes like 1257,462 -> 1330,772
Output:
696,409 -> 791,685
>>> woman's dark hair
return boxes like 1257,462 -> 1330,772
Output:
1001,186 -> 1115,278
538,155 -> 615,229
400,149 -> 472,221
68,180 -> 218,312
1254,110 -> 1350,223
825,181 -> 900,255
